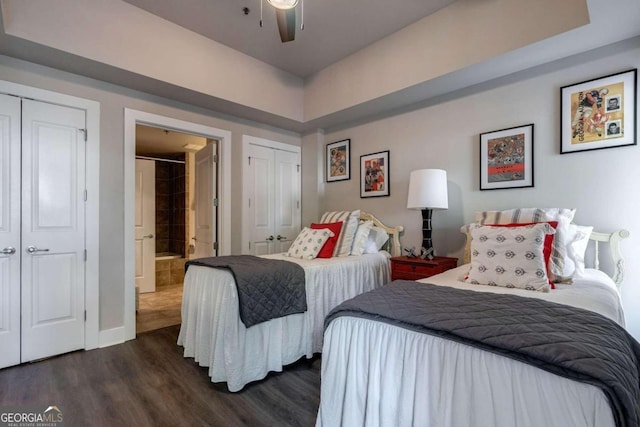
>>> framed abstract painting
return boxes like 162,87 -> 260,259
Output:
480,124 -> 534,190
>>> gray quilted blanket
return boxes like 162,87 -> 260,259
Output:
325,280 -> 640,427
186,255 -> 306,328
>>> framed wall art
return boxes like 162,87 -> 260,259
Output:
360,150 -> 389,198
480,124 -> 534,191
326,139 -> 350,182
560,69 -> 637,154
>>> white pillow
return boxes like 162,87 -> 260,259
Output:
465,223 -> 555,292
350,220 -> 374,256
320,210 -> 360,257
363,226 -> 389,254
566,224 -> 593,277
475,208 -> 576,282
286,227 -> 334,260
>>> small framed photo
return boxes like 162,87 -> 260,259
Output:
560,69 -> 637,154
480,124 -> 534,191
360,150 -> 389,198
326,139 -> 350,182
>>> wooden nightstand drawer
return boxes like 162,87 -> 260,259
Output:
390,256 -> 458,281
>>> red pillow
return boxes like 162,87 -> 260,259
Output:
310,222 -> 343,258
487,221 -> 558,288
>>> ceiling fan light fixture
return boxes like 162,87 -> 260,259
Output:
266,0 -> 298,10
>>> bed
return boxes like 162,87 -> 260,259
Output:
317,220 -> 638,427
177,211 -> 403,392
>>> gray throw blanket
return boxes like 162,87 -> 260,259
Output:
186,255 -> 306,328
325,280 -> 640,427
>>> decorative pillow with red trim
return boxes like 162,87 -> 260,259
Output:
465,222 -> 556,292
310,221 -> 343,258
488,221 -> 558,288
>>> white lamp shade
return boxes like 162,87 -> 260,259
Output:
267,0 -> 299,9
407,169 -> 448,210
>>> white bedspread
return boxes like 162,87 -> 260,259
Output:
317,265 -> 625,427
177,252 -> 390,392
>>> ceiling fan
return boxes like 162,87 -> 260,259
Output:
260,0 -> 304,43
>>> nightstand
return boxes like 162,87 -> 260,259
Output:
390,256 -> 458,281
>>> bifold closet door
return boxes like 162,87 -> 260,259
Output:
0,94 -> 21,369
246,143 -> 300,256
21,99 -> 86,363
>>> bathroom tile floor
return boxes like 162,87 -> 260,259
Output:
136,281 -> 183,334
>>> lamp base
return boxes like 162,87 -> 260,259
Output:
421,209 -> 434,260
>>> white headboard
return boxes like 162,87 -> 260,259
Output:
589,229 -> 630,288
359,211 -> 404,257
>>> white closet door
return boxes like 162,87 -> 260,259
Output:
273,150 -> 300,253
21,99 -> 86,362
0,94 -> 21,369
194,141 -> 217,258
247,144 -> 275,255
134,159 -> 156,293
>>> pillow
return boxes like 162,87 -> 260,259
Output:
566,224 -> 593,277
350,220 -> 374,256
310,221 -> 343,258
488,222 -> 558,288
475,208 -> 576,282
320,210 -> 360,257
465,223 -> 555,292
363,226 -> 389,254
286,227 -> 334,260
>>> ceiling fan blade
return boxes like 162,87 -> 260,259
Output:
275,8 -> 296,43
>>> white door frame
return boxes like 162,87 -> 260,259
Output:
241,135 -> 300,255
0,79 -> 100,351
124,109 -> 231,341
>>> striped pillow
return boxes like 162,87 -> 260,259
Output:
475,208 -> 576,281
320,210 -> 360,257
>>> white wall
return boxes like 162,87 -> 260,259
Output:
0,54 -> 301,332
321,44 -> 640,339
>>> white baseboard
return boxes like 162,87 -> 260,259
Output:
98,326 -> 126,348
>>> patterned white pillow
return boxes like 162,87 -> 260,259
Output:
465,223 -> 555,292
320,210 -> 360,257
475,208 -> 575,282
350,220 -> 374,256
286,227 -> 335,260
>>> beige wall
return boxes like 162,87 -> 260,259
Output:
320,43 -> 640,339
303,0 -> 589,121
1,0 -> 305,122
0,54 -> 301,331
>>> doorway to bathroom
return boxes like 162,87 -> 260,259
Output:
134,124 -> 218,333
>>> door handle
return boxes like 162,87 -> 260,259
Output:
276,235 -> 287,241
143,234 -> 154,239
266,235 -> 275,241
1,247 -> 16,255
26,246 -> 50,254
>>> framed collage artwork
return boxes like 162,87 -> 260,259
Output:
360,150 -> 389,198
479,124 -> 534,190
560,69 -> 637,154
326,139 -> 350,182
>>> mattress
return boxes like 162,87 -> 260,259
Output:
316,265 -> 626,427
177,251 -> 390,392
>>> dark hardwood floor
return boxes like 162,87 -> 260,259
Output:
0,326 -> 321,427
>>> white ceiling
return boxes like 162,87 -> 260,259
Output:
122,0 -> 458,77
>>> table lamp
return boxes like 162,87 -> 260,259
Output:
406,169 -> 448,259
